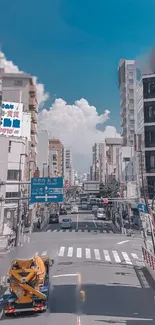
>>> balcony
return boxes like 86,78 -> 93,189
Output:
120,99 -> 126,109
29,98 -> 38,113
121,117 -> 126,127
29,84 -> 36,94
31,123 -> 37,135
31,110 -> 37,124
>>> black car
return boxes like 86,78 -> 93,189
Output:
49,213 -> 59,224
59,208 -> 67,215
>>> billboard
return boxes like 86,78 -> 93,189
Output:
0,102 -> 23,137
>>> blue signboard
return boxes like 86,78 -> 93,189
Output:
137,203 -> 147,213
31,177 -> 64,204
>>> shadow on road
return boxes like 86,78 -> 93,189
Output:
49,282 -> 154,323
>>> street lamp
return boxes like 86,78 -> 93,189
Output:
15,153 -> 27,247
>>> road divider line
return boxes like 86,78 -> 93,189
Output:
112,251 -> 121,263
76,214 -> 79,230
86,248 -> 91,259
94,249 -> 101,260
53,273 -> 77,278
122,252 -> 132,265
68,247 -> 73,257
58,246 -> 65,257
117,240 -> 130,245
103,250 -> 111,262
77,248 -> 82,258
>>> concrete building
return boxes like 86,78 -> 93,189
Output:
48,139 -> 64,177
105,138 -> 123,182
37,130 -> 49,177
116,146 -> 135,183
91,143 -> 106,183
135,72 -> 155,199
0,135 -> 30,234
64,149 -> 74,185
2,71 -> 38,175
118,59 -> 135,147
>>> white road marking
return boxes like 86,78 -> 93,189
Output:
76,214 -> 79,230
77,248 -> 82,258
77,315 -> 81,325
68,247 -> 73,257
41,251 -> 47,256
85,248 -> 91,259
131,253 -> 138,259
58,246 -> 65,257
117,240 -> 130,245
112,251 -> 121,263
94,249 -> 101,260
53,229 -> 57,232
78,229 -> 82,232
47,229 -> 51,232
72,229 -> 75,232
103,250 -> 111,262
93,217 -> 97,228
122,252 -> 132,265
53,273 -> 77,278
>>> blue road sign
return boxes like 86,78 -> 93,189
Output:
31,177 -> 64,204
137,203 -> 147,213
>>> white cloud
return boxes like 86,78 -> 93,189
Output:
38,98 -> 120,172
1,52 -> 120,172
1,51 -> 49,108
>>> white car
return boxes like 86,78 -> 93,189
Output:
71,206 -> 79,214
61,218 -> 72,229
97,209 -> 106,220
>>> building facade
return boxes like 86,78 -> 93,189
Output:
37,130 -> 49,177
118,59 -> 135,147
2,71 -> 38,176
105,138 -> 123,182
135,73 -> 155,199
48,139 -> 64,176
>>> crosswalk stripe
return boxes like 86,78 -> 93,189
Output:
77,248 -> 82,258
112,251 -> 121,263
131,253 -> 138,259
53,229 -> 57,232
85,248 -> 91,259
94,249 -> 101,260
47,229 -> 51,232
72,229 -> 75,232
122,252 -> 132,265
41,251 -> 47,256
103,250 -> 111,262
58,246 -> 65,257
68,247 -> 73,257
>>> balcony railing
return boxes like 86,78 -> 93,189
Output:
31,110 -> 37,123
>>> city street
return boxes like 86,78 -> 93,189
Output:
0,211 -> 154,324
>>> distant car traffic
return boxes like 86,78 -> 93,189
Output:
71,205 -> 79,214
97,208 -> 106,220
49,213 -> 59,224
92,205 -> 98,213
61,218 -> 72,229
60,207 -> 67,215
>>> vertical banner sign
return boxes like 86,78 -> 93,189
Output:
0,102 -> 23,136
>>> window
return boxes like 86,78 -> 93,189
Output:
150,155 -> 155,168
129,89 -> 134,94
145,126 -> 155,147
6,192 -> 20,198
7,170 -> 21,181
144,102 -> 155,123
143,77 -> 155,99
8,140 -> 11,153
129,99 -> 134,104
129,79 -> 133,85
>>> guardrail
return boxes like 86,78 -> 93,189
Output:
142,246 -> 155,280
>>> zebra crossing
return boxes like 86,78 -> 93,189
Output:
47,228 -> 114,234
57,246 -> 142,265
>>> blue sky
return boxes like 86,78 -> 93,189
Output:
0,0 -> 155,131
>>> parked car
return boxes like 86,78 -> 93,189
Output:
71,205 -> 79,214
49,213 -> 59,224
61,218 -> 72,229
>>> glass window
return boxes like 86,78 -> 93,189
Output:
150,155 -> 155,168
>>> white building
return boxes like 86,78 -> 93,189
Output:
64,149 -> 74,186
49,148 -> 58,177
37,130 -> 49,177
105,138 -> 123,182
118,59 -> 135,147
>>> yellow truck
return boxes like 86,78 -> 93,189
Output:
2,254 -> 52,315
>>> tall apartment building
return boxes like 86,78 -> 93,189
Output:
118,59 -> 135,147
91,143 -> 106,183
135,72 -> 155,199
2,71 -> 38,176
48,139 -> 64,177
37,130 -> 49,177
105,138 -> 123,182
64,149 -> 74,186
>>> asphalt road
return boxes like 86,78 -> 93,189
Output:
0,211 -> 155,324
